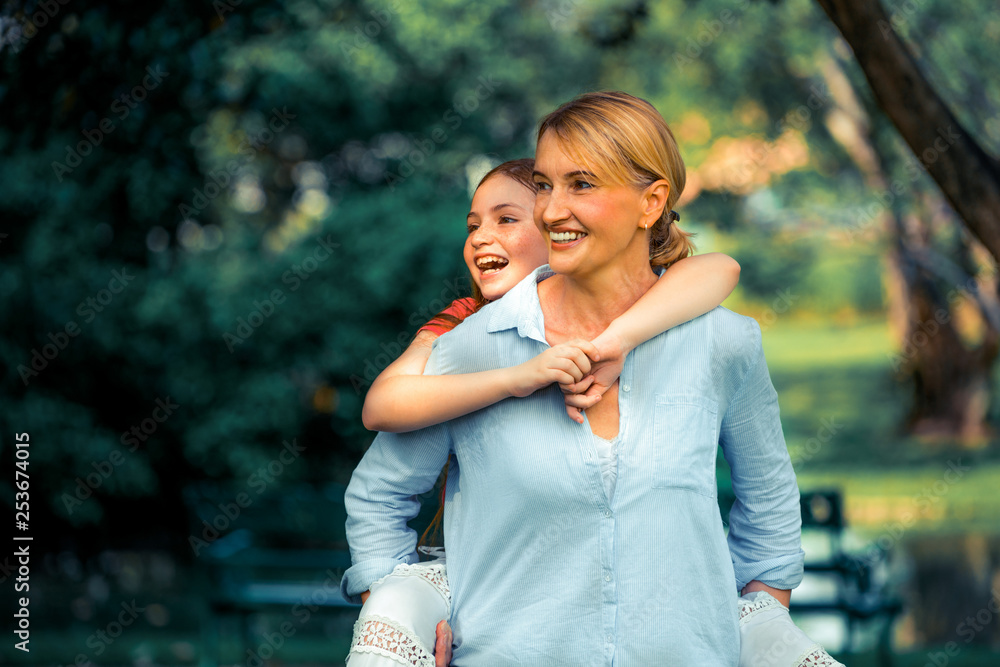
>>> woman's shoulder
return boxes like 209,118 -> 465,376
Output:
701,307 -> 764,360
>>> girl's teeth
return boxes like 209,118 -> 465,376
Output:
476,256 -> 509,274
550,231 -> 587,242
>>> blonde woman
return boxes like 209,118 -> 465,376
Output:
346,157 -> 741,666
344,93 -> 840,666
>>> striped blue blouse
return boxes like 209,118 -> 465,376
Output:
342,265 -> 804,666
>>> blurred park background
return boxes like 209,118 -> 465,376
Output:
2,0 -> 1000,664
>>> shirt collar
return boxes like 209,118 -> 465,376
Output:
485,263 -> 668,343
486,264 -> 554,344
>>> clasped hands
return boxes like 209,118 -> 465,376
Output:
429,334 -> 626,665
506,330 -> 628,424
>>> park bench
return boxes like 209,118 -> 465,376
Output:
188,481 -> 900,665
183,481 -> 363,665
721,487 -> 903,664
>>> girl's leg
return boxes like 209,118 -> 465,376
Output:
738,592 -> 845,667
346,559 -> 450,667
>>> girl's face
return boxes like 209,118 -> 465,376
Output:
532,131 -> 649,279
464,175 -> 548,301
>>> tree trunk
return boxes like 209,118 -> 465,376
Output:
815,0 -> 1000,266
886,219 -> 998,443
818,56 -> 998,442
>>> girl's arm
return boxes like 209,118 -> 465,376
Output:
601,251 -> 741,353
362,329 -> 599,433
561,252 -> 741,420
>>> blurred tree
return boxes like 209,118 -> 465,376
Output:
815,0 -> 1000,263
2,0 -> 998,561
808,0 -> 1000,440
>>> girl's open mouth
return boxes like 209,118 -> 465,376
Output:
475,255 -> 510,275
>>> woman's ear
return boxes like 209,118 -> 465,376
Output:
639,179 -> 671,229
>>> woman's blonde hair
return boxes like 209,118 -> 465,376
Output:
537,91 -> 694,269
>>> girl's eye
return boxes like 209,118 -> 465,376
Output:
499,216 -> 517,224
466,224 -> 479,234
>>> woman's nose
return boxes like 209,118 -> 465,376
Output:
539,188 -> 570,226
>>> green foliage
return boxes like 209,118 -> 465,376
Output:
0,0 -> 996,556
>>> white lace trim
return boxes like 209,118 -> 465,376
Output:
792,644 -> 844,666
387,561 -> 451,613
349,614 -> 435,667
738,591 -> 786,626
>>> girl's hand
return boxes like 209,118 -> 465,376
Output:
506,339 -> 599,398
560,329 -> 630,424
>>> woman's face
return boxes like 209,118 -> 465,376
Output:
532,131 -> 647,279
464,175 -> 548,301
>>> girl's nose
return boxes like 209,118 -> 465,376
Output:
470,223 -> 494,247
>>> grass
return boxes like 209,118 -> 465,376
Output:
752,317 -> 1000,537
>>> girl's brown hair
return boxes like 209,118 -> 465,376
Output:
537,91 -> 694,268
419,158 -> 537,333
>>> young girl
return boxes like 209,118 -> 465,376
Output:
346,157 -> 839,667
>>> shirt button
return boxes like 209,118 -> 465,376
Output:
604,573 -> 612,582
604,510 -> 612,518
622,384 -> 630,392
606,634 -> 614,643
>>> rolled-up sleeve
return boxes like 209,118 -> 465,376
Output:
340,338 -> 454,603
719,318 -> 804,592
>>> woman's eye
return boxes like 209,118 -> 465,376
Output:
574,180 -> 593,190
535,182 -> 551,191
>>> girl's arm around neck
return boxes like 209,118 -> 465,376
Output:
561,253 -> 741,420
362,328 -> 595,433
598,252 -> 740,354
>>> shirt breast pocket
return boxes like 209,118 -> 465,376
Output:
651,394 -> 719,496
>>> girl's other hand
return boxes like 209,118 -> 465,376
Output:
507,339 -> 598,398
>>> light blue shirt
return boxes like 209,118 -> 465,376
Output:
342,265 -> 803,666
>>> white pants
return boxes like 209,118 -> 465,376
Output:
346,560 -> 843,667
346,558 -> 450,667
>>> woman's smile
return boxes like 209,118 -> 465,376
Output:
548,229 -> 589,250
